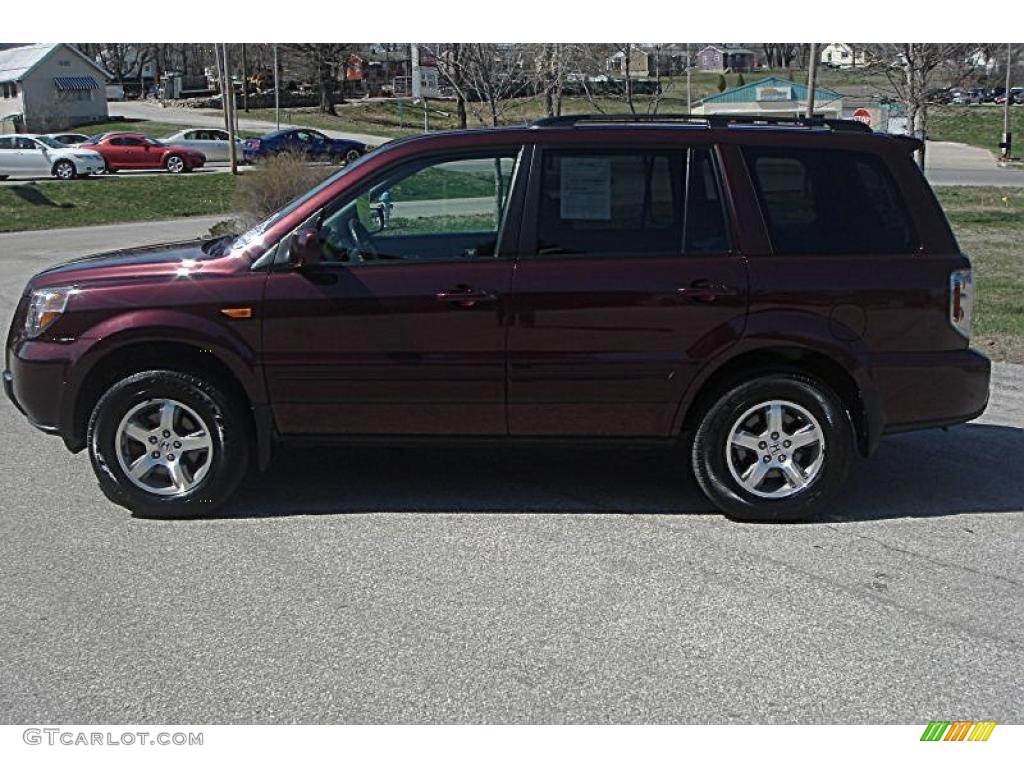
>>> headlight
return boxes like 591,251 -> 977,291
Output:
25,287 -> 75,338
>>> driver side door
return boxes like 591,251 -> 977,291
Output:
261,146 -> 524,436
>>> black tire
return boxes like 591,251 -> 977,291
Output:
344,148 -> 361,164
87,370 -> 250,519
691,373 -> 853,522
53,159 -> 77,180
103,163 -> 117,174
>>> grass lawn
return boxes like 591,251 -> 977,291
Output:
0,174 -> 236,232
928,105 -> 1022,157
937,186 -> 1024,363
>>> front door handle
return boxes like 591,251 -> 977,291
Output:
435,286 -> 498,308
677,280 -> 739,302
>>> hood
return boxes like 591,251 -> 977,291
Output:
31,238 -> 227,288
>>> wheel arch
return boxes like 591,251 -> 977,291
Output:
66,339 -> 271,469
675,344 -> 879,457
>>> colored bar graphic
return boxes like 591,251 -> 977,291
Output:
968,721 -> 997,741
921,720 -> 996,742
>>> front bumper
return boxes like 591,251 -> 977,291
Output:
76,159 -> 105,175
874,348 -> 991,434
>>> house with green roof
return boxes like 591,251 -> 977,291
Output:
693,76 -> 844,119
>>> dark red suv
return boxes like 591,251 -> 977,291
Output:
4,115 -> 990,521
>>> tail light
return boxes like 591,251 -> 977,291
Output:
949,268 -> 974,339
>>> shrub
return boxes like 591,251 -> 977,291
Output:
231,152 -> 335,229
736,73 -> 746,87
717,74 -> 727,92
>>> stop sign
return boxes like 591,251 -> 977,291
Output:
852,108 -> 872,126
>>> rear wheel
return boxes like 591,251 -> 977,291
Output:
53,159 -> 77,180
87,370 -> 250,518
691,374 -> 853,522
165,154 -> 186,174
344,148 -> 361,164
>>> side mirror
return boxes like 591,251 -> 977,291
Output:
289,228 -> 322,267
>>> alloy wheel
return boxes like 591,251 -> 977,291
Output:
725,399 -> 825,499
114,398 -> 213,496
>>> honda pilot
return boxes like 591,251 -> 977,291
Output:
3,114 -> 991,521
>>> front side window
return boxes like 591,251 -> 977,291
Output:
743,146 -> 918,256
0,137 -> 13,150
314,151 -> 520,265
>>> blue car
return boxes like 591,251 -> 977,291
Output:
242,128 -> 367,164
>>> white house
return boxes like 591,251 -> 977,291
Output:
820,44 -> 867,69
0,44 -> 110,134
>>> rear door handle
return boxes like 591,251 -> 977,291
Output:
676,280 -> 739,302
435,286 -> 498,308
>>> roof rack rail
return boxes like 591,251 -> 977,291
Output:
530,113 -> 873,133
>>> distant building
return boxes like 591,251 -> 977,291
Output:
0,43 -> 110,133
606,45 -> 690,78
820,43 -> 867,69
697,45 -> 756,73
693,76 -> 844,118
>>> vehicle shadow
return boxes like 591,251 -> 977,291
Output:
10,185 -> 74,208
214,423 -> 1024,523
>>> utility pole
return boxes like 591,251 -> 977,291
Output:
1001,43 -> 1013,161
686,42 -> 692,111
411,43 -> 428,132
221,44 -> 238,175
216,44 -> 230,133
805,43 -> 819,119
273,44 -> 281,130
241,43 -> 249,112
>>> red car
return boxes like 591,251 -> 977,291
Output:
83,132 -> 205,174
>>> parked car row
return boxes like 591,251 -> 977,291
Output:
927,86 -> 1024,105
1,124 -> 370,180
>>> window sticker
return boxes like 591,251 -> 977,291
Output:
560,157 -> 611,220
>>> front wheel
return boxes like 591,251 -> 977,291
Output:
691,374 -> 854,522
87,370 -> 250,518
344,148 -> 361,164
165,154 -> 186,174
53,159 -> 77,180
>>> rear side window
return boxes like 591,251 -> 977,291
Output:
536,148 -> 730,257
743,147 -> 918,255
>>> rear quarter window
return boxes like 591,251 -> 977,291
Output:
743,146 -> 919,256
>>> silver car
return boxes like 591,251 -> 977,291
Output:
160,128 -> 245,163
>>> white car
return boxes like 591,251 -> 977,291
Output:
45,132 -> 92,148
161,128 -> 245,163
0,134 -> 105,180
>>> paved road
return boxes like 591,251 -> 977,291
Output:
925,141 -> 1024,187
0,221 -> 1022,724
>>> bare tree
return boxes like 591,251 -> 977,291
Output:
430,43 -> 469,128
865,43 -> 981,168
280,44 -> 358,114
443,44 -> 529,127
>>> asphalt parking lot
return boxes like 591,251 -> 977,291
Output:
0,222 -> 1022,724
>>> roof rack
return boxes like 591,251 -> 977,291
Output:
530,113 -> 873,134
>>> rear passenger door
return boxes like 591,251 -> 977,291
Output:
507,145 -> 749,437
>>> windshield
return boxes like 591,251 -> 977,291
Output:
34,136 -> 65,149
218,151 -> 377,257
